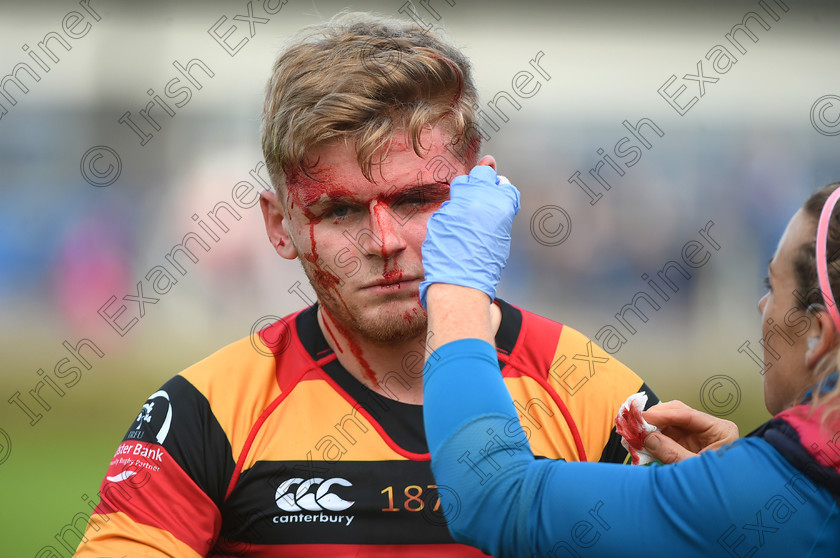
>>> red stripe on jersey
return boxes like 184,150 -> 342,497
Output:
514,366 -> 587,462
498,309 -> 587,461
224,364 -> 313,500
504,305 -> 564,380
225,315 -> 335,500
94,440 -> 220,555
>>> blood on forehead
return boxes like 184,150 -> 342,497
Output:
285,163 -> 447,216
283,167 -> 350,223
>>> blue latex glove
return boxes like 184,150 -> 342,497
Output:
419,165 -> 521,308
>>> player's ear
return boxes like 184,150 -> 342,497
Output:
260,189 -> 298,260
804,305 -> 837,369
477,154 -> 497,171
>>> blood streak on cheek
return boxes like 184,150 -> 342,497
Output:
306,223 -> 318,263
285,172 -> 346,290
304,223 -> 345,295
297,224 -> 350,325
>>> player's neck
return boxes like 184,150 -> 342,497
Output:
315,310 -> 427,403
316,304 -> 502,405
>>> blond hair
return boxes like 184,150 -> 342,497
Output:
261,12 -> 481,189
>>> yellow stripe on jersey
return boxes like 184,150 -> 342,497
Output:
242,378 -> 407,468
546,325 -> 643,461
504,375 -> 586,460
76,511 -> 203,557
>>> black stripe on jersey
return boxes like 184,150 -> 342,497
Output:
638,382 -> 660,409
122,375 -> 236,506
599,427 -> 630,464
323,359 -> 429,455
494,298 -> 522,360
220,460 -> 458,545
599,382 -> 661,463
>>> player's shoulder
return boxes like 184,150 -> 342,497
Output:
501,299 -> 610,358
504,299 -> 605,344
502,299 -> 643,388
175,308 -> 314,407
496,299 -> 562,350
506,300 -> 564,331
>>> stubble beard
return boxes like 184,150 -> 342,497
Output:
301,261 -> 427,345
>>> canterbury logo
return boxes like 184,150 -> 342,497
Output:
275,477 -> 354,512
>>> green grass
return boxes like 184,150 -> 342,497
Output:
1,420 -> 126,555
0,355 -> 170,556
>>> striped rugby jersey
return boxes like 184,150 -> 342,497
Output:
76,300 -> 656,556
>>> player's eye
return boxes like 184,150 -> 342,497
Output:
762,276 -> 772,292
398,196 -> 426,207
398,191 -> 447,208
327,205 -> 353,219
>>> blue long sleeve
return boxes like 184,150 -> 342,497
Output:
423,339 -> 840,557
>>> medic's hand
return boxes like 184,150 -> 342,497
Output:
419,165 -> 521,308
642,400 -> 740,464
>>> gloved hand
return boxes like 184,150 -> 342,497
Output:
419,165 -> 521,308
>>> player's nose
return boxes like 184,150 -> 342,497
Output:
361,200 -> 408,258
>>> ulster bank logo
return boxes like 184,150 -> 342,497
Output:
273,478 -> 356,527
